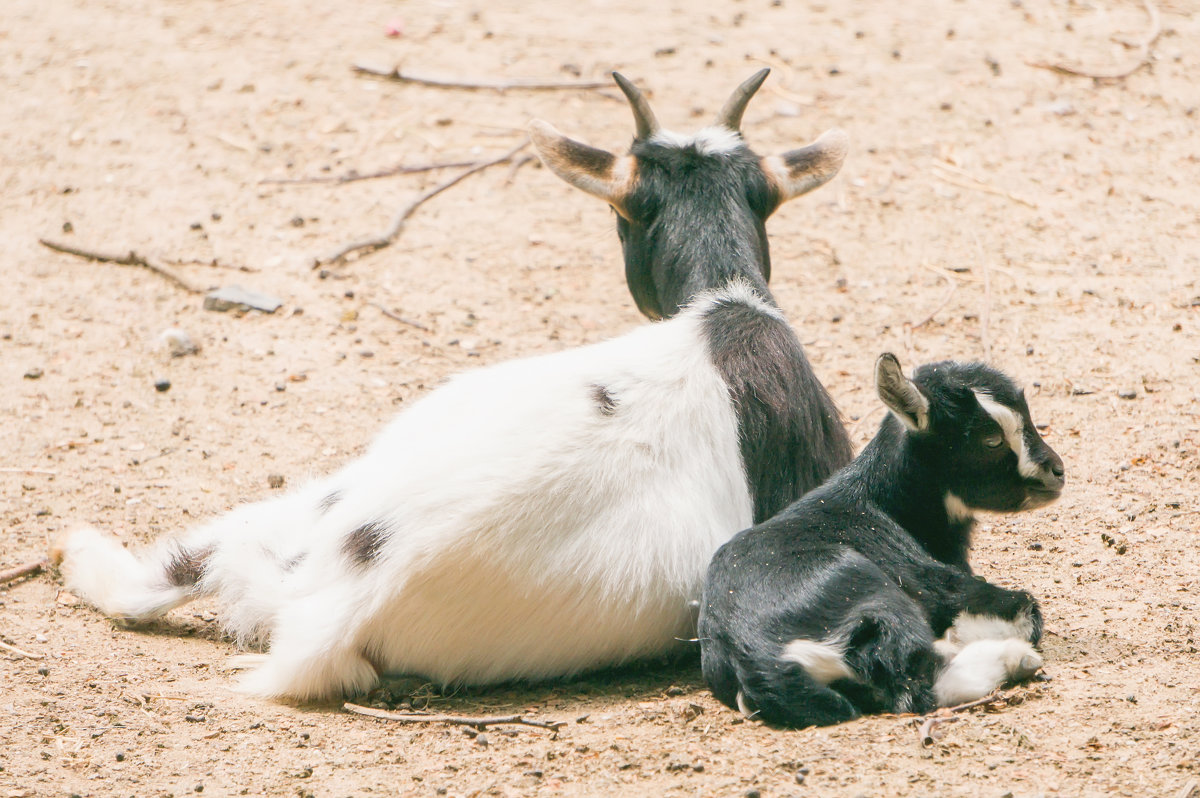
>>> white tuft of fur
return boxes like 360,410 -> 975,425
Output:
943,492 -> 974,524
942,610 -> 1037,654
54,527 -> 189,620
934,638 -> 1043,706
650,126 -> 745,156
780,638 -> 855,685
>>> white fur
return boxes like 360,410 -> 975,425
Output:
57,290 -> 757,700
939,610 -> 1037,655
650,126 -> 744,156
974,393 -> 1040,480
934,638 -> 1043,706
943,492 -> 974,524
780,639 -> 855,685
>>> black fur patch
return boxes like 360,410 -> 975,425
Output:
165,545 -> 214,587
281,553 -> 307,573
318,490 -> 343,515
701,297 -> 853,523
590,384 -> 617,416
343,521 -> 390,566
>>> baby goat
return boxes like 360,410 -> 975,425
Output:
53,72 -> 852,701
699,354 -> 1065,727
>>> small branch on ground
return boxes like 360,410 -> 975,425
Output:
261,158 -> 483,186
39,239 -> 204,294
0,640 -> 44,660
1027,0 -> 1161,80
314,139 -> 529,268
919,714 -> 959,746
973,231 -> 993,363
352,63 -> 609,91
913,689 -> 1016,745
0,467 -> 58,475
369,302 -> 431,332
344,702 -> 566,731
0,559 -> 50,586
504,153 -> 536,186
932,161 -> 1038,209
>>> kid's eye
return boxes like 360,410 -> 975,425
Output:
983,433 -> 1004,449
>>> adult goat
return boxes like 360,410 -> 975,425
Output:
54,72 -> 853,700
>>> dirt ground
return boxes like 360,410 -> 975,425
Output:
2,0 -> 1199,795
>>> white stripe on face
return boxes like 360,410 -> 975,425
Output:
974,392 -> 1040,480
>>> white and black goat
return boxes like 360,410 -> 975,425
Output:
53,72 -> 853,701
698,354 -> 1066,728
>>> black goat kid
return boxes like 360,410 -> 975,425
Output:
699,354 -> 1066,728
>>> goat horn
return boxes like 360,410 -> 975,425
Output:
713,68 -> 771,131
612,72 -> 661,139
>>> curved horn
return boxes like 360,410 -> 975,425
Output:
612,72 -> 661,139
713,68 -> 771,131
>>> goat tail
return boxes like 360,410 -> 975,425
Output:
51,483 -> 334,643
50,525 -> 199,622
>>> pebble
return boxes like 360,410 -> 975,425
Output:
475,734 -> 489,747
1118,388 -> 1137,400
267,474 -> 285,489
204,285 -> 283,314
23,367 -> 43,380
154,379 -> 171,393
160,327 -> 199,358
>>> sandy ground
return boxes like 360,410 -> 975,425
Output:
2,0 -> 1199,795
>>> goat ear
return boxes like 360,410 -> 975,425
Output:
529,120 -> 635,218
875,353 -> 930,432
761,128 -> 849,204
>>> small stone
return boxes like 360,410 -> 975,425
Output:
1118,388 -> 1137,400
160,328 -> 199,357
154,379 -> 171,393
62,221 -> 74,234
290,216 -> 305,228
665,685 -> 684,696
37,666 -> 50,676
475,734 -> 489,747
23,367 -> 43,380
115,752 -> 125,762
267,474 -> 285,489
204,285 -> 283,314
1029,542 -> 1044,551
194,784 -> 204,793
185,714 -> 206,723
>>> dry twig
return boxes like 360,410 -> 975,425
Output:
919,714 -> 959,746
0,640 -> 43,660
1176,778 -> 1199,798
0,467 -> 58,475
932,161 -> 1038,210
39,239 -> 203,294
352,64 -> 609,91
315,139 -> 529,267
973,231 -> 993,362
343,702 -> 565,731
1028,0 -> 1161,80
369,302 -> 431,332
913,689 -> 1015,744
0,559 -> 49,585
261,158 -> 483,186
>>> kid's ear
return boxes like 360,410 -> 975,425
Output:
875,353 -> 930,432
